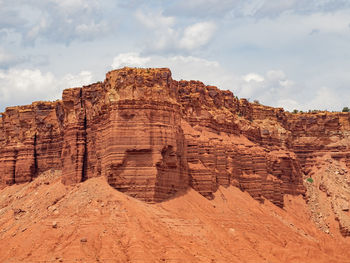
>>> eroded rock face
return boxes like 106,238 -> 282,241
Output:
0,102 -> 64,185
58,68 -> 188,202
303,156 -> 350,237
0,67 -> 348,220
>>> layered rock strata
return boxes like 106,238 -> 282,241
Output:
58,69 -> 188,202
0,102 -> 63,185
0,67 -> 349,220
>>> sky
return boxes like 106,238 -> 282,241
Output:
1,0 -> 350,112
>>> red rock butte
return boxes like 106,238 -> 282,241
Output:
1,67 -> 350,236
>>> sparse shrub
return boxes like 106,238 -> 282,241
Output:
306,177 -> 314,183
292,109 -> 298,114
342,107 -> 349,112
253,100 -> 260,104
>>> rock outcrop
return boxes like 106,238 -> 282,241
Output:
1,67 -> 350,234
0,102 -> 63,185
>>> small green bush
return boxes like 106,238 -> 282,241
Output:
342,107 -> 349,112
306,177 -> 314,183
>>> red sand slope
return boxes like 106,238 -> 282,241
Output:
0,170 -> 349,263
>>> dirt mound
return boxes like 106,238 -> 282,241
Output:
0,170 -> 349,263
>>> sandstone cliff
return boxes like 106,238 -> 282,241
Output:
1,67 -> 350,236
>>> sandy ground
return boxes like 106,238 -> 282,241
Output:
0,170 -> 349,263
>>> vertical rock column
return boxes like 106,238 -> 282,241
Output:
0,146 -> 17,185
14,137 -> 36,183
0,107 -> 36,185
186,137 -> 218,199
61,88 -> 87,185
33,102 -> 64,175
99,68 -> 188,202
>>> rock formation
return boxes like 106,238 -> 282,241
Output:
0,67 -> 350,235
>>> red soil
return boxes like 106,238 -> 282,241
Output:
0,170 -> 349,263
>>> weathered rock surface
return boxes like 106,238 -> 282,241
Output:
303,155 -> 350,237
1,67 -> 350,236
0,102 -> 63,185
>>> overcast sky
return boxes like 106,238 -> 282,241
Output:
1,0 -> 350,112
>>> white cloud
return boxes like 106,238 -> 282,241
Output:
266,70 -> 286,82
0,68 -> 94,111
243,73 -> 264,82
111,52 -> 151,69
135,10 -> 179,51
0,69 -> 55,107
238,69 -> 297,109
303,86 -> 340,111
0,0 -> 113,45
237,69 -> 345,112
135,9 -> 175,29
135,10 -> 178,51
170,55 -> 219,67
166,0 -> 350,18
179,22 -> 216,50
61,70 -> 93,88
135,10 -> 216,51
165,55 -> 224,84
